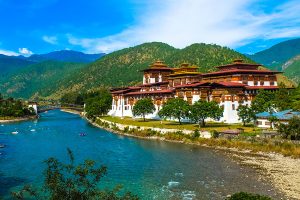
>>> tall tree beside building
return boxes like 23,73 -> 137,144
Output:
132,98 -> 155,121
291,86 -> 300,111
274,84 -> 293,111
237,105 -> 256,126
158,98 -> 190,125
251,90 -> 276,113
85,89 -> 112,119
189,100 -> 223,127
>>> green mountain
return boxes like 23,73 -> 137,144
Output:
1,42 -> 293,100
249,38 -> 300,70
0,61 -> 87,99
0,54 -> 36,76
28,50 -> 105,63
247,38 -> 300,84
283,55 -> 300,84
48,42 -> 254,98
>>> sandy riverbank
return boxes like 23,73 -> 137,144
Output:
0,116 -> 37,123
61,110 -> 300,199
60,108 -> 83,115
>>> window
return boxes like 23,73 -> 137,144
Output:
270,81 -> 274,86
232,104 -> 236,110
257,121 -> 262,125
265,121 -> 271,126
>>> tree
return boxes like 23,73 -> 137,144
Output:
291,86 -> 300,111
188,100 -> 223,127
277,116 -> 300,140
12,149 -> 139,200
85,89 -> 112,118
274,84 -> 292,111
251,90 -> 275,113
237,105 -> 255,126
132,98 -> 155,121
158,98 -> 189,125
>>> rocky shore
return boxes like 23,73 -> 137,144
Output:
60,110 -> 300,199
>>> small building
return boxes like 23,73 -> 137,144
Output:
28,102 -> 38,114
256,109 -> 300,128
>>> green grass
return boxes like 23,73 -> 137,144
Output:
95,117 -> 300,158
100,116 -> 257,133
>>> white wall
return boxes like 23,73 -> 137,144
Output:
28,104 -> 38,114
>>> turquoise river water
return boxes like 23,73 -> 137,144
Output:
0,110 -> 283,199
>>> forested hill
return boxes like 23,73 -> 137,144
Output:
247,38 -> 300,84
47,42 -> 254,98
248,38 -> 300,70
0,61 -> 87,99
1,42 -> 293,100
0,54 -> 36,76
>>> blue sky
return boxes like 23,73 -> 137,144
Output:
0,0 -> 300,56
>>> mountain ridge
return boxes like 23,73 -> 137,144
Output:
0,42 -> 295,100
27,50 -> 105,63
248,38 -> 300,70
246,38 -> 300,84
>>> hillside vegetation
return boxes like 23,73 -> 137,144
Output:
283,55 -> 300,84
249,38 -> 300,70
0,61 -> 86,99
248,38 -> 300,84
48,42 -> 255,98
0,54 -> 35,76
0,42 -> 294,99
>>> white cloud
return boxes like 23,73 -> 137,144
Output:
18,48 -> 33,56
68,0 -> 300,53
0,49 -> 19,56
42,35 -> 58,44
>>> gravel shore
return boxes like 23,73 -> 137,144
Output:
230,152 -> 300,200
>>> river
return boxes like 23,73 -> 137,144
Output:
0,110 -> 283,199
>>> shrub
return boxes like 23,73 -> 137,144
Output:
211,130 -> 219,138
192,129 -> 200,139
226,192 -> 272,200
123,126 -> 130,133
145,129 -> 158,137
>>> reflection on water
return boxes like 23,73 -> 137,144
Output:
0,110 -> 282,199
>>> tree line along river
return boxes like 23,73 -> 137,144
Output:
0,110 -> 284,199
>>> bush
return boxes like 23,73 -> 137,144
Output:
192,129 -> 200,139
111,123 -> 120,131
211,130 -> 219,138
145,129 -> 158,137
123,126 -> 130,133
226,192 -> 272,200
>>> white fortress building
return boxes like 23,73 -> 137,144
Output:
108,60 -> 280,123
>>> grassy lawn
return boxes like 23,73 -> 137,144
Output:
100,116 -> 257,133
0,116 -> 19,120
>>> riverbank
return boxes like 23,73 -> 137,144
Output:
59,109 -> 300,199
60,108 -> 83,115
0,115 -> 37,123
89,117 -> 300,199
